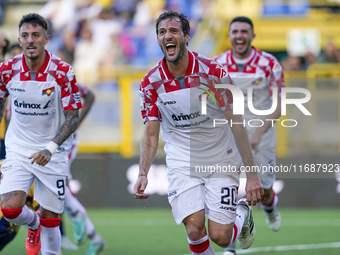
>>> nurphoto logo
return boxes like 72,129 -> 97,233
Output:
200,84 -> 311,127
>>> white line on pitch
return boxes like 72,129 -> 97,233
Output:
201,242 -> 340,255
91,218 -> 340,227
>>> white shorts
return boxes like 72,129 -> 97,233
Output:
253,146 -> 276,189
0,158 -> 67,214
168,171 -> 239,225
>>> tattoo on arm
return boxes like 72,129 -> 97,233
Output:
146,143 -> 157,150
1,191 -> 20,202
53,109 -> 79,146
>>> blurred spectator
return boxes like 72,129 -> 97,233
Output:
303,51 -> 317,70
99,33 -> 128,66
281,55 -> 303,71
318,41 -> 340,63
73,20 -> 106,85
59,29 -> 76,64
0,31 -> 9,62
39,0 -> 77,33
8,44 -> 22,58
88,9 -> 125,50
39,0 -> 78,54
111,0 -> 139,19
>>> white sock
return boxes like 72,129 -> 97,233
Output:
41,226 -> 61,255
220,210 -> 245,250
188,234 -> 215,255
64,186 -> 95,235
4,205 -> 40,230
261,192 -> 278,213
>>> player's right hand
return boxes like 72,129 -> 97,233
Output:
28,149 -> 52,166
245,176 -> 264,206
133,176 -> 150,199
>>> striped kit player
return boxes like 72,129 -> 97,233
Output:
134,10 -> 263,255
213,16 -> 283,255
0,13 -> 81,255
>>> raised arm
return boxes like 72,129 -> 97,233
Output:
133,120 -> 160,199
29,109 -> 79,166
224,111 -> 264,205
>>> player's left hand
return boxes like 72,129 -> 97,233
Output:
133,176 -> 150,199
28,149 -> 52,166
245,176 -> 264,206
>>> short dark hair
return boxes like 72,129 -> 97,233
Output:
156,10 -> 190,36
19,13 -> 49,33
230,16 -> 254,31
9,43 -> 21,52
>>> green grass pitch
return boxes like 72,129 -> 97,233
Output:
2,207 -> 340,255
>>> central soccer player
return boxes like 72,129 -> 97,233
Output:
134,10 -> 264,254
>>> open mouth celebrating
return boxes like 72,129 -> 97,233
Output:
165,42 -> 176,56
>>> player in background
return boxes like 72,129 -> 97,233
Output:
56,48 -> 106,255
134,10 -> 263,255
0,13 -> 81,255
213,16 -> 283,255
0,160 -> 40,252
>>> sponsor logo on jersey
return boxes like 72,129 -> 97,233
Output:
163,101 -> 176,105
219,205 -> 236,211
42,87 -> 55,96
43,100 -> 55,109
172,111 -> 201,121
9,88 -> 25,92
14,100 -> 41,109
73,92 -> 81,102
168,191 -> 177,197
252,77 -> 263,85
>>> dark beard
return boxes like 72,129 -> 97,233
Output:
161,41 -> 186,64
26,53 -> 39,61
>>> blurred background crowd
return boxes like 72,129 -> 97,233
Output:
0,0 -> 339,158
0,0 -> 339,74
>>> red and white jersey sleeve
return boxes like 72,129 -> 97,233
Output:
0,51 -> 82,165
213,47 -> 285,149
139,51 -> 242,172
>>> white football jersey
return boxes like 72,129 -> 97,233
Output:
213,47 -> 285,149
0,51 -> 82,164
140,51 -> 242,173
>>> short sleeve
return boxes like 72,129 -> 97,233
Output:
269,59 -> 285,97
0,64 -> 9,100
139,78 -> 161,123
216,70 -> 234,112
78,84 -> 89,98
61,66 -> 82,110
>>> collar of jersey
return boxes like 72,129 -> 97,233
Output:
230,46 -> 257,66
161,50 -> 195,80
22,50 -> 51,73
